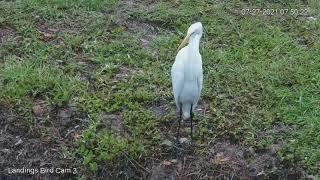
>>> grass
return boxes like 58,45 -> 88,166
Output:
2,59 -> 80,105
0,0 -> 319,178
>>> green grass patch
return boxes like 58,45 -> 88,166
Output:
1,0 -> 319,177
1,58 -> 81,106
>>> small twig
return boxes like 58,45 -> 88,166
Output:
74,117 -> 89,123
121,151 -> 150,173
186,170 -> 201,177
65,129 -> 75,138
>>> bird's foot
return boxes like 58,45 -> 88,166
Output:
174,136 -> 181,146
190,139 -> 196,147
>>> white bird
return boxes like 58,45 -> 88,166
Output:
171,22 -> 203,141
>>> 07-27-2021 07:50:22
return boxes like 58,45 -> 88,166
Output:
241,8 -> 309,16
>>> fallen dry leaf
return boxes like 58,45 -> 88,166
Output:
213,152 -> 231,164
162,160 -> 172,166
32,101 -> 47,117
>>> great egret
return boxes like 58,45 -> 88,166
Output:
171,22 -> 203,142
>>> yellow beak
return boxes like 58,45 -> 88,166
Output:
177,35 -> 190,52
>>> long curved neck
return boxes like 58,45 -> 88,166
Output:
188,34 -> 201,53
185,34 -> 201,81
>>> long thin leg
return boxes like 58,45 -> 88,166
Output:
177,103 -> 182,142
175,104 -> 183,158
190,104 -> 193,142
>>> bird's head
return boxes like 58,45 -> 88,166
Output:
177,22 -> 203,52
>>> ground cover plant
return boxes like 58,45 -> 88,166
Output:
0,0 -> 319,179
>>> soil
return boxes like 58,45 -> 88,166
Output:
0,101 -> 88,179
0,1 -> 314,179
146,139 -> 307,180
0,26 -> 17,43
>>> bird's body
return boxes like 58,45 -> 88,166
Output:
171,22 -> 203,141
171,44 -> 203,120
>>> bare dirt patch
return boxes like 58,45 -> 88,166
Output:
0,102 -> 88,179
150,159 -> 180,180
112,66 -> 144,85
0,26 -> 17,43
112,66 -> 132,83
98,112 -> 128,138
36,21 -> 57,42
35,21 -> 66,47
76,53 -> 97,84
125,20 -> 159,49
115,0 -> 173,51
35,17 -> 89,41
147,139 -> 307,180
150,103 -> 168,119
0,25 -> 20,61
120,0 -> 157,15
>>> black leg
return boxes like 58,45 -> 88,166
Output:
177,103 -> 182,143
190,104 -> 193,142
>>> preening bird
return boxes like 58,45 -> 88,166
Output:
171,22 -> 203,142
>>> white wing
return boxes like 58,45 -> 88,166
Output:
191,53 -> 203,110
197,54 -> 203,97
171,47 -> 187,109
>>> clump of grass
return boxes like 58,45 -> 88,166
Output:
1,0 -> 320,177
1,57 -> 81,106
75,108 -> 161,174
76,125 -> 129,172
25,0 -> 119,11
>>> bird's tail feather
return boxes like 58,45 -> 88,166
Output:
183,111 -> 190,120
182,103 -> 191,120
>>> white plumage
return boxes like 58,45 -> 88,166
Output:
171,22 -> 203,121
